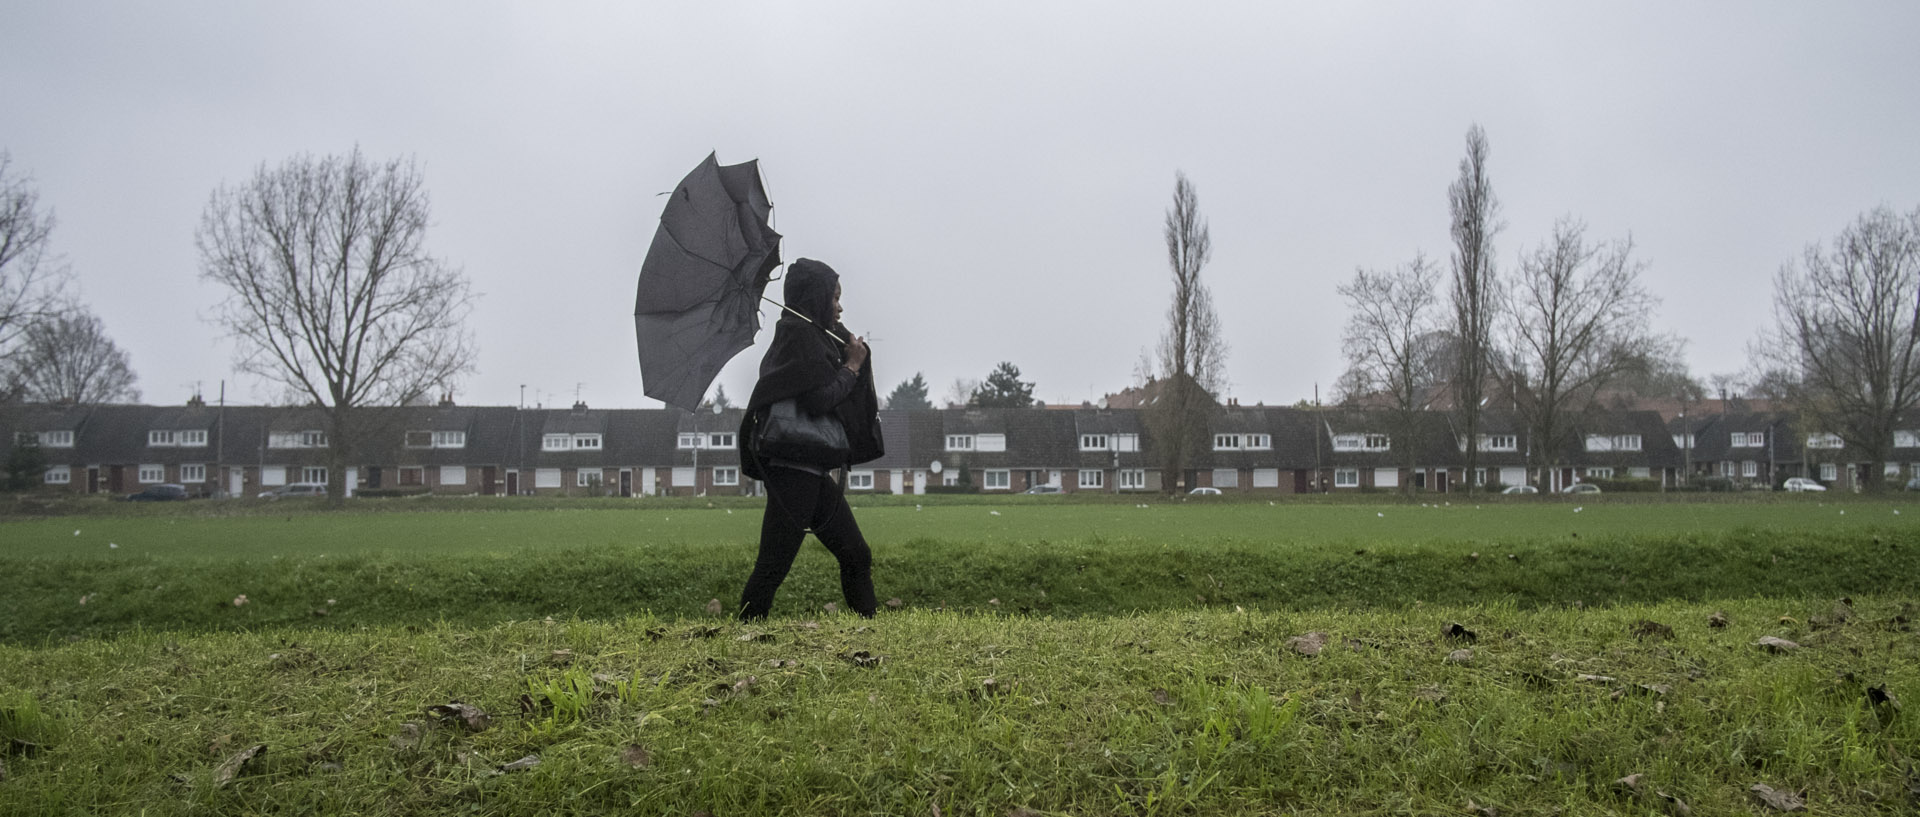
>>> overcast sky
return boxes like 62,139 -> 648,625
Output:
5,2 -> 1919,411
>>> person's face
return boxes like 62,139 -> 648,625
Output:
833,283 -> 843,323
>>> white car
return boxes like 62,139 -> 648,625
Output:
1562,482 -> 1602,495
1188,487 -> 1222,495
1781,477 -> 1827,492
1501,485 -> 1539,495
260,482 -> 327,500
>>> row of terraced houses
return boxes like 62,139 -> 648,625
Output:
3,397 -> 1909,498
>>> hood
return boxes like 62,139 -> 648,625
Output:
783,258 -> 839,327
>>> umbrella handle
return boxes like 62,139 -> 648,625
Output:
762,296 -> 846,345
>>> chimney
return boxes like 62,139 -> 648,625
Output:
187,394 -> 206,408
439,393 -> 455,407
572,400 -> 588,412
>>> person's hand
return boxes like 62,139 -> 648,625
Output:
844,335 -> 869,372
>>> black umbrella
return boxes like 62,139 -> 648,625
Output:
634,153 -> 783,411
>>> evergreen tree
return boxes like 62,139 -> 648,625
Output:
4,436 -> 47,491
885,372 -> 933,410
969,362 -> 1037,408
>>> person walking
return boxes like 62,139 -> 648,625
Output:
735,258 -> 884,620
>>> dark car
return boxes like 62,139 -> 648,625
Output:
125,483 -> 189,502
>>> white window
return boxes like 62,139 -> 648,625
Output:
677,433 -> 703,449
1587,467 -> 1614,479
38,430 -> 75,448
1673,433 -> 1695,450
543,434 -> 572,451
572,470 -> 596,487
148,430 -> 176,446
1333,467 -> 1359,487
1078,469 -> 1104,489
1820,462 -> 1838,481
1898,430 -> 1920,448
269,431 -> 327,448
535,468 -> 562,489
303,467 -> 329,484
984,469 -> 1010,490
1252,468 -> 1279,488
1629,467 -> 1651,479
1888,462 -> 1902,477
180,429 -> 207,447
1332,434 -> 1389,452
1245,434 -> 1271,450
847,470 -> 874,490
976,433 -> 1006,452
572,433 -> 602,450
1720,461 -> 1735,477
1080,434 -> 1109,451
1732,432 -> 1765,448
1375,468 -> 1399,488
1479,434 -> 1517,452
1475,468 -> 1490,486
433,430 -> 466,448
138,464 -> 164,483
945,434 -> 975,451
1114,433 -> 1141,452
1615,435 -> 1642,452
1212,468 -> 1239,489
1584,435 -> 1614,452
1213,433 -> 1242,450
180,464 -> 206,483
1807,433 -> 1844,449
1119,469 -> 1146,489
708,432 -> 735,448
1742,461 -> 1759,478
713,467 -> 739,486
672,467 -> 695,487
440,466 -> 467,485
261,466 -> 287,486
942,471 -> 958,486
45,465 -> 70,484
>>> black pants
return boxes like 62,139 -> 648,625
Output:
738,466 -> 877,620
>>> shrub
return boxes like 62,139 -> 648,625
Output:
1585,477 -> 1663,493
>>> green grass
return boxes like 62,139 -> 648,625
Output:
1,599 -> 1914,815
4,501 -> 1920,643
3,497 -> 1918,814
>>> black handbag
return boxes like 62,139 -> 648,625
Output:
754,398 -> 849,466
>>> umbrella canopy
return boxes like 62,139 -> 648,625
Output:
634,153 -> 782,411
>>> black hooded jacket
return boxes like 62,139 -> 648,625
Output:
738,258 -> 884,479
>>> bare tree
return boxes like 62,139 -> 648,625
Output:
943,377 -> 981,409
197,148 -> 476,503
1502,218 -> 1668,490
0,152 -> 70,374
7,306 -> 139,404
1147,171 -> 1226,493
1758,204 -> 1920,492
1448,125 -> 1502,493
1337,253 -> 1444,494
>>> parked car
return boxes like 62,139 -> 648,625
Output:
1500,484 -> 1538,494
1562,483 -> 1602,495
1188,487 -> 1222,495
259,482 -> 327,500
125,484 -> 189,502
1022,485 -> 1063,495
1905,476 -> 1920,491
1782,477 -> 1829,492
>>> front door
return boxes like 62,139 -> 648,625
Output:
619,469 -> 633,497
482,466 -> 497,495
1436,471 -> 1449,493
88,466 -> 101,494
108,465 -> 125,493
366,466 -> 383,489
228,467 -> 243,497
506,471 -> 519,496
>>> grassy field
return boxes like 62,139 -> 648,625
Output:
2,497 -> 1918,814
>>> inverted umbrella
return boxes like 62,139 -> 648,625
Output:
634,153 -> 783,411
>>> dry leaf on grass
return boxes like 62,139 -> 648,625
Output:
1442,622 -> 1478,643
212,744 -> 267,788
497,755 -> 540,774
1614,773 -> 1645,794
736,631 -> 775,643
1447,649 -> 1473,664
1654,790 -> 1693,816
1413,686 -> 1447,703
388,722 -> 424,751
1150,689 -> 1174,706
620,743 -> 652,769
1755,636 -> 1801,653
1868,684 -> 1902,713
425,701 -> 491,732
1749,783 -> 1806,811
1286,632 -> 1329,656
1631,619 -> 1675,640
844,650 -> 885,668
704,598 -> 723,616
886,597 -> 903,609
1708,611 -> 1729,629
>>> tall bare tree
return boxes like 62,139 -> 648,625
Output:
0,152 -> 70,375
8,306 -> 139,404
1337,253 -> 1444,494
198,148 -> 476,503
1448,125 -> 1502,493
1502,218 -> 1668,490
1148,171 -> 1226,492
1758,204 -> 1920,492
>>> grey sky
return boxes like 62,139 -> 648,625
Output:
5,2 -> 1918,411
